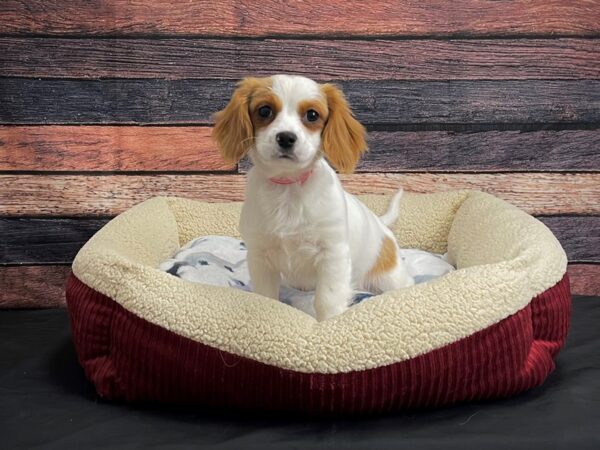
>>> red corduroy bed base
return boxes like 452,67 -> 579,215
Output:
66,273 -> 571,415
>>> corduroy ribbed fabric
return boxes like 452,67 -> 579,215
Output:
66,273 -> 571,415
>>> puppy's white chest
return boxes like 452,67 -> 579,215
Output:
262,200 -> 329,290
241,166 -> 349,291
268,232 -> 321,290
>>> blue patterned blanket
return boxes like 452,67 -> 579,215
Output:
160,236 -> 455,318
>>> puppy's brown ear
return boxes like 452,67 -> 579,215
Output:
320,83 -> 367,174
212,78 -> 259,164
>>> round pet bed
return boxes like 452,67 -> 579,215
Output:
66,190 -> 571,414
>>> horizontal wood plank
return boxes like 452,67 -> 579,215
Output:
0,265 -> 71,308
3,126 -> 598,172
0,173 -> 598,216
2,38 -> 599,80
0,126 -> 232,171
1,263 -> 597,309
1,1 -> 599,37
1,79 -> 599,125
568,264 -> 600,296
2,216 -> 597,264
362,130 -> 600,172
0,218 -> 108,264
242,129 -> 600,173
540,216 -> 600,263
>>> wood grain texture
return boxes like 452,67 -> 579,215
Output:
241,129 -> 600,173
541,216 -> 600,263
0,173 -> 598,216
3,127 -> 597,172
0,265 -> 71,308
1,1 -> 599,37
568,264 -> 600,296
1,79 -> 599,125
3,216 -> 597,264
0,126 -> 232,171
2,38 -> 599,81
360,130 -> 600,172
0,218 -> 108,264
358,129 -> 583,171
0,263 -> 597,309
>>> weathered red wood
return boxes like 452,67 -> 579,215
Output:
0,266 -> 71,308
568,264 -> 600,296
3,127 -> 597,172
0,173 -> 598,216
1,1 -> 598,37
0,126 -> 232,171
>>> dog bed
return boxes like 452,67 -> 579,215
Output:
66,190 -> 571,414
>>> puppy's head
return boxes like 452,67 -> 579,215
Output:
213,75 -> 367,175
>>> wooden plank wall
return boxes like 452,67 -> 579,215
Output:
0,0 -> 599,307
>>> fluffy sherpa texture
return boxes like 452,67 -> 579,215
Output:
71,191 -> 567,374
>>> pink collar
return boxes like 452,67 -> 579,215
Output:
269,170 -> 313,186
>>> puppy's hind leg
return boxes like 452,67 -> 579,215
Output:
370,262 -> 414,294
365,235 -> 414,294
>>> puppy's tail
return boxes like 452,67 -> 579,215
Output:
379,188 -> 404,228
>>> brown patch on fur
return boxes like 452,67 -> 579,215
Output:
368,236 -> 397,278
249,91 -> 282,130
297,99 -> 328,132
212,77 -> 273,164
320,83 -> 367,174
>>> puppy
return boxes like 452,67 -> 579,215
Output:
213,75 -> 414,321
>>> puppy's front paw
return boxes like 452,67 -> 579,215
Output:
315,302 -> 348,322
314,290 -> 351,322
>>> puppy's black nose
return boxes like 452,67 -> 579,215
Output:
276,131 -> 297,151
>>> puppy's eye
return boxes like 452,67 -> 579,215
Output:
258,105 -> 272,118
305,109 -> 319,122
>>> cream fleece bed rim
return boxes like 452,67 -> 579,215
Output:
71,190 -> 567,374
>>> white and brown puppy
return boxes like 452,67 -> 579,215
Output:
213,75 -> 414,321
